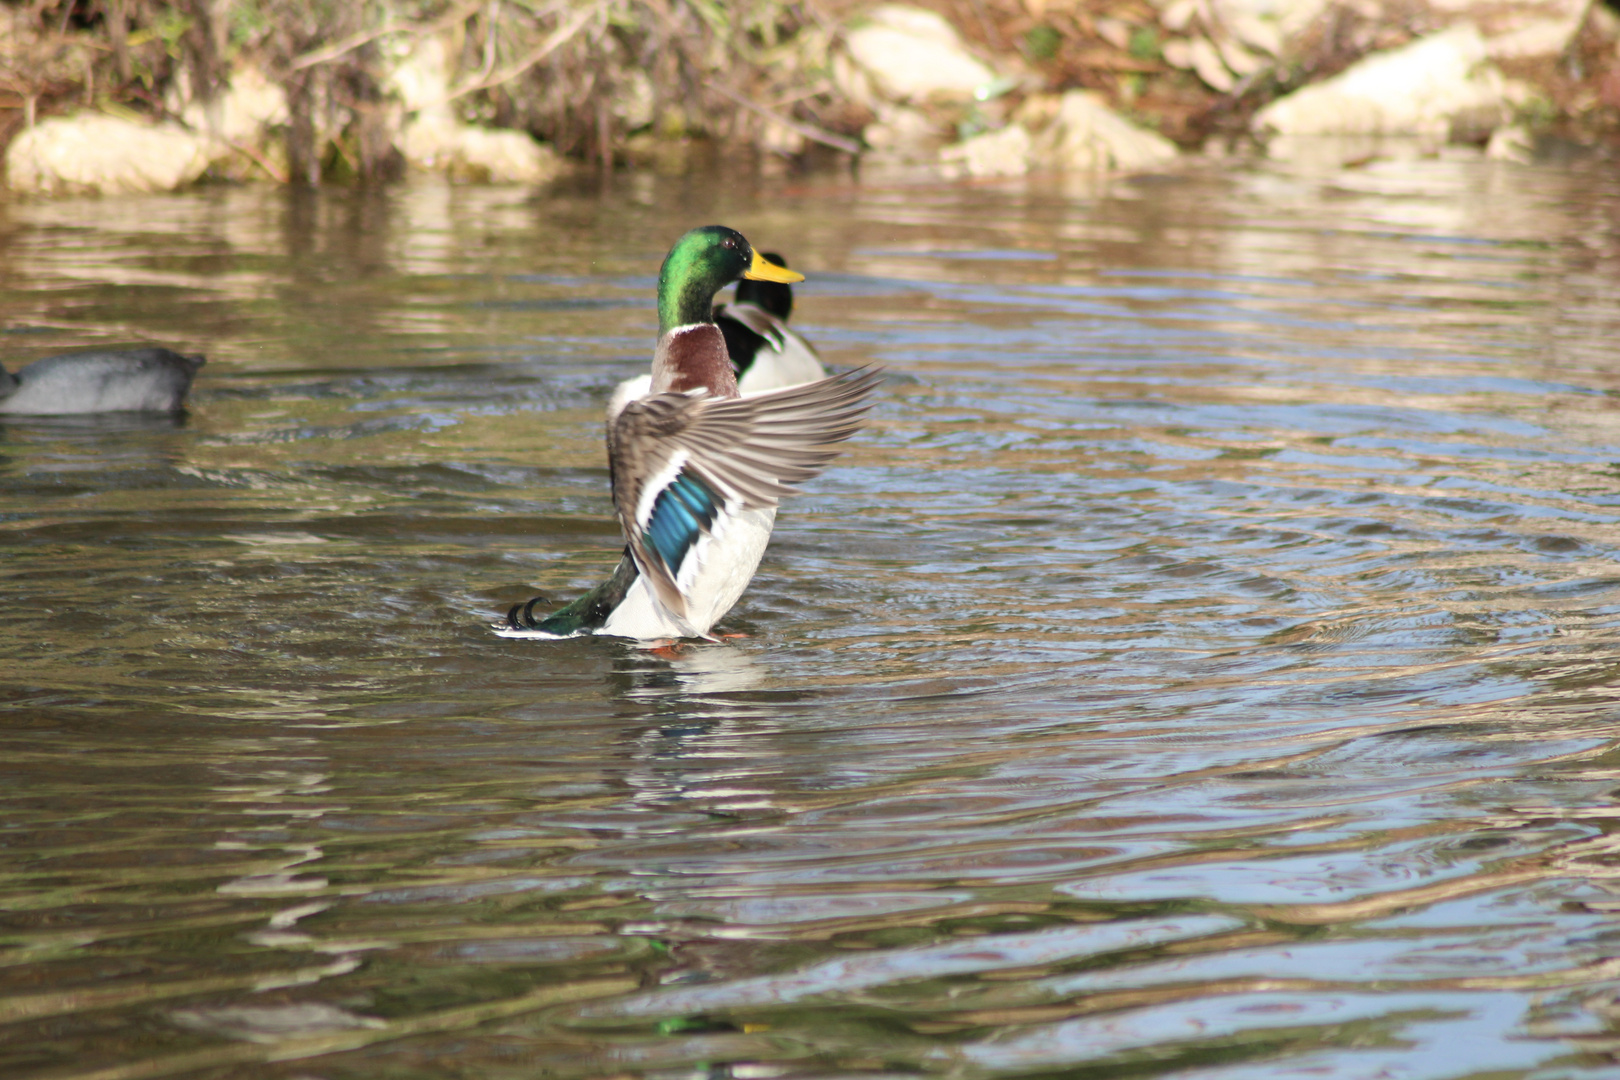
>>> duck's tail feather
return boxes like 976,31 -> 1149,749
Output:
495,551 -> 639,638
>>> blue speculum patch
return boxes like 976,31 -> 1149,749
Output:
644,471 -> 719,572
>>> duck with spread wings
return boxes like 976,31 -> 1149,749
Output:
499,225 -> 880,642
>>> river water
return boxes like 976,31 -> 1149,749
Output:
5,156 -> 1620,1078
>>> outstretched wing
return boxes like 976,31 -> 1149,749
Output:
607,366 -> 882,618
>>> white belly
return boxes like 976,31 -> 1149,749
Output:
597,575 -> 686,639
738,336 -> 824,395
601,506 -> 776,641
609,373 -> 653,420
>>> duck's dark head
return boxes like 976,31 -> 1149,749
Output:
657,226 -> 802,336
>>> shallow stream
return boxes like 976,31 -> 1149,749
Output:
7,158 -> 1620,1078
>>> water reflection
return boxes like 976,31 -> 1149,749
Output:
7,159 -> 1620,1078
625,643 -> 770,699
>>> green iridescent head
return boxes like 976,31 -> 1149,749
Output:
657,225 -> 803,335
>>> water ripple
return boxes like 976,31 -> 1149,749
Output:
6,162 -> 1620,1078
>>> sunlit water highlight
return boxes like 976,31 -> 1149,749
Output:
6,160 -> 1620,1078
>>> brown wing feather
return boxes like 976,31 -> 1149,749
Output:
607,366 -> 883,616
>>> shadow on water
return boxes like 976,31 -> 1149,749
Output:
7,161 -> 1620,1077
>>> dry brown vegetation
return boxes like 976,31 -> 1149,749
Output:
0,0 -> 862,180
3,0 -> 1619,183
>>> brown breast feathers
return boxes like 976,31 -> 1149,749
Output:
652,324 -> 739,399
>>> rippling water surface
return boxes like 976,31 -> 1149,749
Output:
8,158 -> 1620,1079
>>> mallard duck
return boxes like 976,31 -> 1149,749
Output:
0,347 -> 204,414
716,252 -> 826,393
499,225 -> 880,642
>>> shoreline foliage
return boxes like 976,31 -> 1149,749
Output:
1,0 -> 865,183
2,0 -> 1619,187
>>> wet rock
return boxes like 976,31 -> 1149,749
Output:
940,123 -> 1032,177
5,113 -> 212,196
864,104 -> 946,160
389,37 -> 559,184
839,5 -> 997,106
758,116 -> 807,157
172,66 -> 291,182
1024,91 -> 1180,172
1486,16 -> 1584,57
941,91 -> 1178,178
1254,25 -> 1518,161
1486,122 -> 1535,161
389,36 -> 453,115
178,65 -> 287,146
398,115 -> 559,183
1431,0 -> 1590,59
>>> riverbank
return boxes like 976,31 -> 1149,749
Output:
3,0 -> 1618,196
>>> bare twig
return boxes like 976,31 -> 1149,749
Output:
445,1 -> 601,100
708,80 -> 860,155
285,0 -> 484,73
770,83 -> 830,109
967,0 -> 1004,51
222,133 -> 291,183
472,0 -> 501,86
286,25 -> 398,72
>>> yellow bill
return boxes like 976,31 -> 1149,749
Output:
744,250 -> 804,283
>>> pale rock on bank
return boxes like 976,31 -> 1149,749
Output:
1443,0 -> 1593,59
178,65 -> 288,149
1025,91 -> 1180,173
835,4 -> 1000,161
397,114 -> 558,183
1253,24 -> 1526,164
5,114 -> 212,196
839,5 -> 997,105
940,123 -> 1032,177
389,37 -> 560,183
837,4 -> 1177,178
941,91 -> 1179,178
8,66 -> 291,195
4,38 -> 558,195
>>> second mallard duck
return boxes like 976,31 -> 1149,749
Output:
500,225 -> 879,642
715,252 -> 825,393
